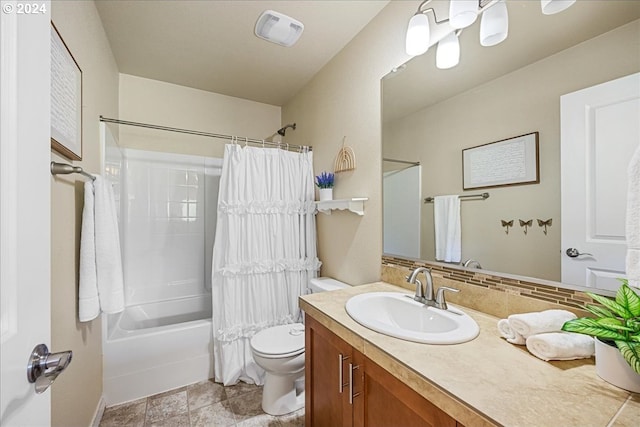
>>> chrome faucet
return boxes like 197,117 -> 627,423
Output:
406,267 -> 459,310
463,259 -> 482,269
406,267 -> 434,303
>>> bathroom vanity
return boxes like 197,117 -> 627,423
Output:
300,282 -> 639,427
305,315 -> 458,427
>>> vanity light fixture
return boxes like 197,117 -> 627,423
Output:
255,10 -> 304,47
436,31 -> 461,69
404,0 -> 450,58
406,12 -> 431,56
541,0 -> 576,16
404,0 -> 575,68
480,0 -> 508,47
449,0 -> 478,29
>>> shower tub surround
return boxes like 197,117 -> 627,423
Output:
300,282 -> 640,427
102,146 -> 222,405
103,300 -> 212,405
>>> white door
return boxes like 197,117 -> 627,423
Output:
561,73 -> 640,292
1,3 -> 52,426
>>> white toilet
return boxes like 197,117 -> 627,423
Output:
249,277 -> 349,416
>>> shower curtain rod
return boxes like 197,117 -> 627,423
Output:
383,158 -> 420,166
99,116 -> 312,152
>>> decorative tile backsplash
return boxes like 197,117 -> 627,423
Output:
381,255 -> 593,316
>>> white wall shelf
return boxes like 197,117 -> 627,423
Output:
315,198 -> 368,216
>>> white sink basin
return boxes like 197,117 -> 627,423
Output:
345,292 -> 479,344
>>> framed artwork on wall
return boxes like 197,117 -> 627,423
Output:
51,22 -> 82,161
462,132 -> 539,190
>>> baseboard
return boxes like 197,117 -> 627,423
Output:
90,396 -> 106,427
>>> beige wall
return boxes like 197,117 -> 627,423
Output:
384,20 -> 640,281
282,2 -> 415,285
118,74 -> 281,158
50,1 -> 119,426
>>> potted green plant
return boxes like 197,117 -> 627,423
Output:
562,279 -> 640,392
315,171 -> 334,201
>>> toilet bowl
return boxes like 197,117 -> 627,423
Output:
250,323 -> 305,415
249,277 -> 349,415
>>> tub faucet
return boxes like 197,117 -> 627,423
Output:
406,267 -> 459,310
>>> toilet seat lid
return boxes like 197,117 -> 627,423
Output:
251,323 -> 305,356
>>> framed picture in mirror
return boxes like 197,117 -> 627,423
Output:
462,132 -> 539,190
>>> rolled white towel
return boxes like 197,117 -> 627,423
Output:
626,144 -> 640,249
507,309 -> 577,338
525,332 -> 595,361
627,145 -> 640,288
497,319 -> 526,345
626,248 -> 640,289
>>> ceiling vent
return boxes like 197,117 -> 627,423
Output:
255,10 -> 304,47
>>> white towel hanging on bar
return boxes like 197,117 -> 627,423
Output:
434,195 -> 461,263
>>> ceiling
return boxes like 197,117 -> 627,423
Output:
383,0 -> 640,123
95,0 -> 389,107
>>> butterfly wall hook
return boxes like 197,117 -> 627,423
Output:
537,218 -> 552,235
519,219 -> 533,235
501,219 -> 513,234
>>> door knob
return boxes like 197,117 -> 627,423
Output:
27,344 -> 72,394
565,248 -> 593,258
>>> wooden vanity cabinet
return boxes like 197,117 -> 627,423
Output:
305,316 -> 461,427
305,315 -> 355,426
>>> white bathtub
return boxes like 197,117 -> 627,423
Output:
102,295 -> 213,405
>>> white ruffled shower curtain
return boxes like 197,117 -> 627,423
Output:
211,143 -> 320,386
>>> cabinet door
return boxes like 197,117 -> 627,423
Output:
305,316 -> 353,427
356,355 -> 457,427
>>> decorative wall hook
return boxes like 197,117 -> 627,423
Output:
501,219 -> 513,234
519,219 -> 533,235
537,218 -> 553,235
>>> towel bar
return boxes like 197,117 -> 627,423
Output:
424,192 -> 489,203
50,162 -> 96,181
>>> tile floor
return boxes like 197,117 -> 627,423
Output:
99,381 -> 304,427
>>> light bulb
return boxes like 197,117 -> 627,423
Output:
541,0 -> 576,15
406,13 -> 430,56
436,32 -> 460,69
480,0 -> 508,47
449,0 -> 478,29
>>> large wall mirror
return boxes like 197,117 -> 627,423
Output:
382,0 -> 640,292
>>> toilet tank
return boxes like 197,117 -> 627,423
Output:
308,277 -> 350,293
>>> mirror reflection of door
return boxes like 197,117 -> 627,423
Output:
383,163 -> 421,259
561,72 -> 640,291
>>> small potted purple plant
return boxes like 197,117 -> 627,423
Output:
315,171 -> 334,201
